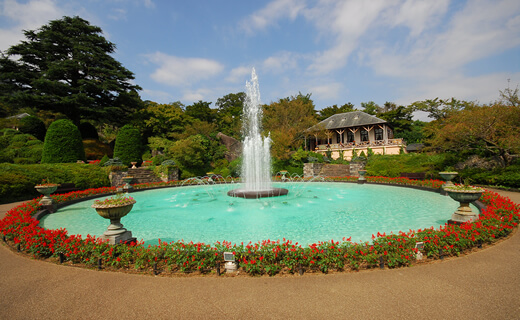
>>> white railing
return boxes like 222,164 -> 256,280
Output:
315,139 -> 404,150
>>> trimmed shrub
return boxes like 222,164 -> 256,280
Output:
0,129 -> 43,163
41,119 -> 86,163
18,115 -> 46,141
113,125 -> 143,166
0,163 -> 110,203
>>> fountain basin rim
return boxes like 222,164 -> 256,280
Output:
227,187 -> 289,199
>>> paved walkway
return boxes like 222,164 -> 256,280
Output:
1,191 -> 520,319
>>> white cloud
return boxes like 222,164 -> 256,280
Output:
140,88 -> 173,103
182,88 -> 214,103
108,8 -> 127,21
263,51 -> 299,74
142,0 -> 154,9
146,52 -> 224,87
226,66 -> 252,83
383,0 -> 449,37
239,0 -> 306,34
308,82 -> 343,101
396,72 -> 520,106
305,0 -> 392,74
0,0 -> 64,51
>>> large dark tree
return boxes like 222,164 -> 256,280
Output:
0,16 -> 141,127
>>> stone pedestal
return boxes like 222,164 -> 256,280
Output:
35,185 -> 58,213
92,201 -> 136,245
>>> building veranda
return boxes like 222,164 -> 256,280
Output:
305,111 -> 405,160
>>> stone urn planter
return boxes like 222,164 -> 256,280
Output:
35,184 -> 58,212
280,170 -> 288,182
122,176 -> 134,192
131,161 -> 137,169
357,170 -> 367,184
439,171 -> 458,195
445,186 -> 484,224
92,196 -> 136,245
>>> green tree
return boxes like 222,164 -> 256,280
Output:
185,100 -> 215,123
41,119 -> 85,163
318,102 -> 356,120
215,92 -> 245,138
263,93 -> 318,161
169,134 -> 212,178
113,124 -> 143,166
377,105 -> 414,138
140,101 -> 187,138
360,101 -> 382,115
425,103 -> 520,166
412,98 -> 470,121
499,81 -> 519,107
0,16 -> 142,127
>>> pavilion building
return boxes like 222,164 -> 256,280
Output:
305,111 -> 405,161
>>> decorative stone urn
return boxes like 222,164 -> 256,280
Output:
35,184 -> 58,212
357,170 -> 367,184
122,176 -> 134,192
131,161 -> 137,169
439,171 -> 458,195
92,198 -> 136,245
445,187 -> 483,224
280,170 -> 288,182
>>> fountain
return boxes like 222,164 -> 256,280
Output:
227,68 -> 288,199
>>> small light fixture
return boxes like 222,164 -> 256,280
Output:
379,256 -> 384,269
223,252 -> 237,273
153,262 -> 158,275
439,249 -> 444,260
415,241 -> 424,260
298,263 -> 304,276
59,252 -> 65,264
98,258 -> 102,270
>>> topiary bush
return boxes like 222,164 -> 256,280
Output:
41,119 -> 86,163
18,115 -> 46,141
113,125 -> 143,166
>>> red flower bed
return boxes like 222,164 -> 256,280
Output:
1,177 -> 518,275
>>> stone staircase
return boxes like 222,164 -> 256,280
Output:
127,168 -> 162,185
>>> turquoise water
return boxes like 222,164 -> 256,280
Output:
40,182 -> 468,245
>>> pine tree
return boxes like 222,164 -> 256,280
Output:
0,16 -> 142,126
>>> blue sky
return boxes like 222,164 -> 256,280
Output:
1,0 -> 520,117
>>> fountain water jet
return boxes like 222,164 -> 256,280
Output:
227,68 -> 288,199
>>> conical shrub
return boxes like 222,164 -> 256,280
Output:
41,119 -> 86,163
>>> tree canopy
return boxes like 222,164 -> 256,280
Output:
424,103 -> 520,166
263,93 -> 317,160
0,16 -> 142,127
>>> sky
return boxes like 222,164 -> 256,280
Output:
1,0 -> 520,118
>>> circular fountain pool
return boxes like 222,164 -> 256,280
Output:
40,182 -> 472,246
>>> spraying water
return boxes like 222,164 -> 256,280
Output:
227,68 -> 288,198
242,68 -> 272,191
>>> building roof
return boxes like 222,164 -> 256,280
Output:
308,111 -> 387,131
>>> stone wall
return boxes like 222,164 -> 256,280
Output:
303,163 -> 324,177
109,167 -> 179,187
304,162 -> 366,178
